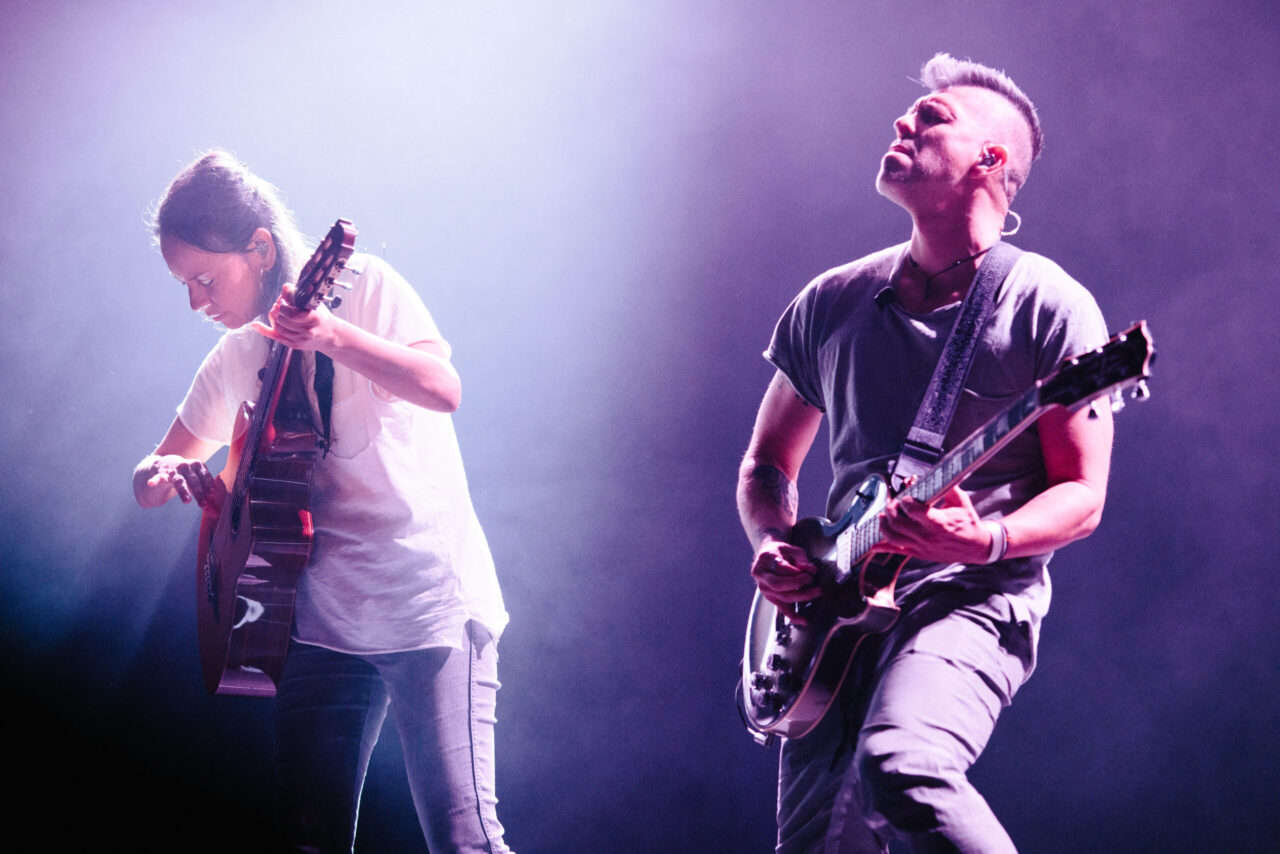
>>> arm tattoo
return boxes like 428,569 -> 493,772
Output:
771,371 -> 814,409
748,464 -> 798,518
759,525 -> 789,543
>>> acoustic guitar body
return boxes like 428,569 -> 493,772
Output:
196,404 -> 318,696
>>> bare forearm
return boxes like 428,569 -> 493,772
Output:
738,372 -> 823,552
1000,397 -> 1112,559
1001,479 -> 1105,559
737,459 -> 799,550
325,320 -> 461,412
739,374 -> 825,613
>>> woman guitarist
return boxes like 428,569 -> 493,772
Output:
132,150 -> 512,853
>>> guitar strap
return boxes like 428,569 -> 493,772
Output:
270,351 -> 334,457
314,352 -> 334,457
890,241 -> 1023,491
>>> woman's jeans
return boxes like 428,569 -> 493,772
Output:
273,621 -> 511,853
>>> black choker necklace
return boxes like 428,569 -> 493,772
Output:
907,246 -> 992,285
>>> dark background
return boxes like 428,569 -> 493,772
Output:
2,1 -> 1277,851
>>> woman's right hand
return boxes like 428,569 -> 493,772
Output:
134,416 -> 226,510
135,454 -> 225,513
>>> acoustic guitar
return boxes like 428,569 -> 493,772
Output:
196,219 -> 357,696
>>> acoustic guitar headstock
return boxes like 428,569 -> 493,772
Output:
292,219 -> 358,311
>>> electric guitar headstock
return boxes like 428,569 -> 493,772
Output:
1039,321 -> 1155,413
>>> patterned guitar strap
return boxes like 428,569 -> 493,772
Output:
313,352 -> 334,457
272,351 -> 334,458
890,241 -> 1023,491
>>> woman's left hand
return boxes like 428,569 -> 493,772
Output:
251,284 -> 341,352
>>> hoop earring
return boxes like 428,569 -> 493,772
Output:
1001,209 -> 1022,237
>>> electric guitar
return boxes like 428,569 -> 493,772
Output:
196,219 -> 357,696
739,321 -> 1155,742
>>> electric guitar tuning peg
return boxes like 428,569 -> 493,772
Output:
1131,380 -> 1151,401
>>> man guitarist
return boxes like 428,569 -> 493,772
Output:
132,151 -> 513,853
737,55 -> 1112,852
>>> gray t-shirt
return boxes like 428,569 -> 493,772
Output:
766,242 -> 1108,625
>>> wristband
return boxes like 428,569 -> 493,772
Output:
983,519 -> 1009,564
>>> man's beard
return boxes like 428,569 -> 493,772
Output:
875,157 -> 912,200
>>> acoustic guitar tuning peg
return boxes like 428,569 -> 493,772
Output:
324,295 -> 343,310
1131,380 -> 1151,401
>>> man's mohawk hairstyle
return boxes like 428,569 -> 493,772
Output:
920,53 -> 1043,161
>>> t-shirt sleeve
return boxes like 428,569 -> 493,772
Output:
176,330 -> 266,445
341,255 -> 449,357
1030,271 -> 1111,383
764,279 -> 826,411
1013,256 -> 1113,417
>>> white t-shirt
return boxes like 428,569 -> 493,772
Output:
177,254 -> 508,654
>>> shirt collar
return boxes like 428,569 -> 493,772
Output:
873,244 -> 912,308
873,285 -> 898,308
